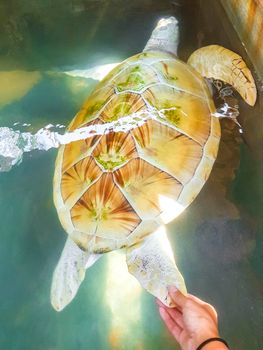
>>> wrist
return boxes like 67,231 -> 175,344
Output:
196,339 -> 228,350
195,331 -> 219,348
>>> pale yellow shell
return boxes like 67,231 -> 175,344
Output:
53,51 -> 221,253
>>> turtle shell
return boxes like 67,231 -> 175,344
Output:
53,51 -> 221,253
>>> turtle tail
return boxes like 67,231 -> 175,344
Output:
187,45 -> 257,106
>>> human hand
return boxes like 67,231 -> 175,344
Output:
157,287 -> 228,350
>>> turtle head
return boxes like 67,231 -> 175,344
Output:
143,16 -> 179,56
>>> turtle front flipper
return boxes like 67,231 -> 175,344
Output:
51,238 -> 101,311
64,62 -> 121,81
126,226 -> 187,307
187,45 -> 257,106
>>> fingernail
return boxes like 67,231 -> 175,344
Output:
168,286 -> 178,294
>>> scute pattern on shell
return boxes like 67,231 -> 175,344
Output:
54,51 -> 220,252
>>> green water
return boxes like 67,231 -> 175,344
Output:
0,1 -> 262,349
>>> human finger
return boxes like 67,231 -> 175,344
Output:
155,298 -> 166,308
187,294 -> 217,319
168,286 -> 188,309
156,297 -> 184,327
165,307 -> 184,328
159,307 -> 182,341
186,293 -> 206,305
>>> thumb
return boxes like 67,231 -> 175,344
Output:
168,286 -> 188,309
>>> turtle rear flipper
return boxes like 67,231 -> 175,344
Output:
51,238 -> 101,311
187,45 -> 257,106
126,227 -> 187,307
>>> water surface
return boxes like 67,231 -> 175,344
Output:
0,1 -> 262,349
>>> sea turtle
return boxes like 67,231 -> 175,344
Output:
51,17 -> 256,311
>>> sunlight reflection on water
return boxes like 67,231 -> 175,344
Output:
0,111 -> 150,172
